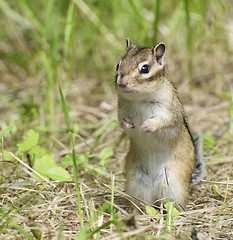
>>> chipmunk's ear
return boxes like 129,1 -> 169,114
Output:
153,42 -> 166,66
126,38 -> 134,51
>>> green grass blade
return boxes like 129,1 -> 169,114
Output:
153,0 -> 161,43
59,84 -> 82,225
217,177 -> 229,223
110,174 -> 115,233
44,0 -> 56,33
64,1 -> 76,57
183,0 -> 194,85
88,220 -> 116,239
73,0 -> 120,49
0,123 -> 15,139
128,0 -> 148,43
57,222 -> 64,240
41,52 -> 55,127
76,223 -> 89,239
59,84 -> 71,131
18,0 -> 44,35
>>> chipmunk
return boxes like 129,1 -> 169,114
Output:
115,38 -> 205,210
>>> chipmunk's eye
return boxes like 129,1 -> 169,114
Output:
116,63 -> 120,71
140,64 -> 150,74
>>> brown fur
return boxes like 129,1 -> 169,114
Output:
116,39 -> 202,210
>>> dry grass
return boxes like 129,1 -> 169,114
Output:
1,77 -> 233,239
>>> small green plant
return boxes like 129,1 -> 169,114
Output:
20,100 -> 39,122
211,185 -> 223,197
14,129 -> 72,181
146,201 -> 180,231
164,201 -> 180,231
216,177 -> 229,223
145,205 -> 161,218
75,201 -> 122,240
203,132 -> 222,155
98,147 -> 114,166
61,146 -> 113,175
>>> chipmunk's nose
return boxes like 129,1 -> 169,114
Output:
119,82 -> 128,88
117,72 -> 128,88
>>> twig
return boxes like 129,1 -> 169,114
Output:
9,152 -> 56,187
201,179 -> 233,185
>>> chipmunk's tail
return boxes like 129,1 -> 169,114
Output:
191,134 -> 205,186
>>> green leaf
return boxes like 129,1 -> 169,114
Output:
145,205 -> 159,216
211,185 -> 222,197
78,152 -> 89,164
34,155 -> 56,174
60,153 -> 73,166
35,155 -> 72,181
211,184 -> 219,191
16,129 -> 39,156
30,145 -> 48,157
46,166 -> 72,181
98,147 -> 113,165
61,152 -> 89,166
164,201 -> 180,217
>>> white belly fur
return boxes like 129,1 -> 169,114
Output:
125,101 -> 176,204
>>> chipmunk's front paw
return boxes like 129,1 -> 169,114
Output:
140,119 -> 159,132
120,117 -> 135,130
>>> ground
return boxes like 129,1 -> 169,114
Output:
1,79 -> 233,239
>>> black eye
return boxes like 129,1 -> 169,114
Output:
140,64 -> 150,74
116,63 -> 119,71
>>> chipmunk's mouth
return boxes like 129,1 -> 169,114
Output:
122,88 -> 133,93
117,84 -> 136,94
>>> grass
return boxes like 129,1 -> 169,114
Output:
59,84 -> 82,225
183,0 -> 194,85
0,0 -> 233,239
216,177 -> 229,223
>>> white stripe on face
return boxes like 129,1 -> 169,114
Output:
138,60 -> 163,80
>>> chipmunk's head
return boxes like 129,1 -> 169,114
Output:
115,38 -> 167,101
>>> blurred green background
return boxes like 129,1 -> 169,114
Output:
0,0 -> 232,139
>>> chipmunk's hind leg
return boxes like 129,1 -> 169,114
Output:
191,134 -> 205,186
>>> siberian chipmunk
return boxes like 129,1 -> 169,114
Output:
115,39 -> 205,210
